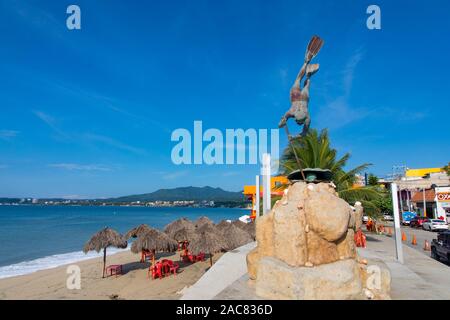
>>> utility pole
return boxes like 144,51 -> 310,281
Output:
391,183 -> 404,264
261,153 -> 271,215
398,186 -> 403,213
255,175 -> 260,219
422,188 -> 427,217
406,188 -> 411,211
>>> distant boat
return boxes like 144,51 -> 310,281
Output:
238,214 -> 251,223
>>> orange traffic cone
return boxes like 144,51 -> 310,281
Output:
401,231 -> 407,242
411,234 -> 417,245
423,240 -> 431,251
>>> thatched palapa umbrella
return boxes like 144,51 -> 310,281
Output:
242,221 -> 256,240
125,223 -> 152,239
231,219 -> 246,229
173,227 -> 199,242
173,227 -> 199,256
196,222 -> 217,234
164,218 -> 195,238
194,216 -> 214,229
189,230 -> 228,266
131,228 -> 178,265
220,224 -> 253,250
125,224 -> 153,262
83,227 -> 128,278
215,220 -> 232,231
230,220 -> 256,240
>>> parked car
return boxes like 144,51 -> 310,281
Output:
383,214 -> 394,221
401,211 -> 416,225
431,231 -> 450,262
422,219 -> 449,231
410,216 -> 427,228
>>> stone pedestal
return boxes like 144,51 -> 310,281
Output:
256,257 -> 363,300
247,181 -> 391,300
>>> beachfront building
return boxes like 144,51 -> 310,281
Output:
410,186 -> 450,222
243,176 -> 288,220
374,167 -> 449,214
387,167 -> 450,220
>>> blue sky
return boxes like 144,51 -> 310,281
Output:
0,0 -> 449,198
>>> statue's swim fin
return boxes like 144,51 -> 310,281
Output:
305,35 -> 324,62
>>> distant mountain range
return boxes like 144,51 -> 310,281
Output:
106,186 -> 244,202
0,186 -> 245,204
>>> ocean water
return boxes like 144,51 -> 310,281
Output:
0,205 -> 246,279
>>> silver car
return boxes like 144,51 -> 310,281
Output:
422,219 -> 449,231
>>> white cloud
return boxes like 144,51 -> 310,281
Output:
33,110 -> 68,138
49,163 -> 112,172
222,171 -> 240,177
162,170 -> 188,180
318,97 -> 370,129
83,133 -> 146,155
0,130 -> 19,140
317,49 -> 368,129
342,50 -> 363,95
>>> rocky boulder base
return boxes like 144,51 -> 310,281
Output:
247,181 -> 390,300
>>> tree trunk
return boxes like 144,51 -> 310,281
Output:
102,247 -> 106,278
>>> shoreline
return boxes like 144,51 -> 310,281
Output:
0,249 -> 221,300
0,247 -> 130,280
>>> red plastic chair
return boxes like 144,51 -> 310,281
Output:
142,251 -> 153,263
182,253 -> 195,263
150,262 -> 163,280
166,260 -> 180,276
106,264 -> 122,277
161,259 -> 172,275
196,252 -> 205,262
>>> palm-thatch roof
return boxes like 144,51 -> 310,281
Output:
196,222 -> 217,234
83,227 -> 127,253
173,227 -> 199,242
125,224 -> 152,239
131,228 -> 178,254
215,220 -> 232,232
242,221 -> 256,240
194,216 -> 214,229
164,218 -> 195,238
231,219 -> 246,229
220,224 -> 253,250
189,230 -> 228,254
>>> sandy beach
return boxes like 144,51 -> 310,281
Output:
0,250 -> 222,300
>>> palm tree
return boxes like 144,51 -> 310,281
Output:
442,162 -> 450,176
280,129 -> 382,215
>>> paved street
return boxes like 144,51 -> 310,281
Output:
359,233 -> 450,299
381,221 -> 448,266
214,233 -> 450,300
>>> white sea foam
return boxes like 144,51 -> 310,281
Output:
0,247 -> 130,279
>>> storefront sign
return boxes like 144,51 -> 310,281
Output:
437,192 -> 450,201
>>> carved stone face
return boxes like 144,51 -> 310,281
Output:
306,63 -> 320,77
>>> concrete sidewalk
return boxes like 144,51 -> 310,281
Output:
358,233 -> 450,299
180,242 -> 256,300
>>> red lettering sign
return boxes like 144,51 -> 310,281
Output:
437,192 -> 450,201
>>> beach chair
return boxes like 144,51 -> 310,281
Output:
106,264 -> 122,277
166,260 -> 179,276
141,250 -> 153,263
182,253 -> 195,263
196,252 -> 205,262
150,262 -> 163,280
